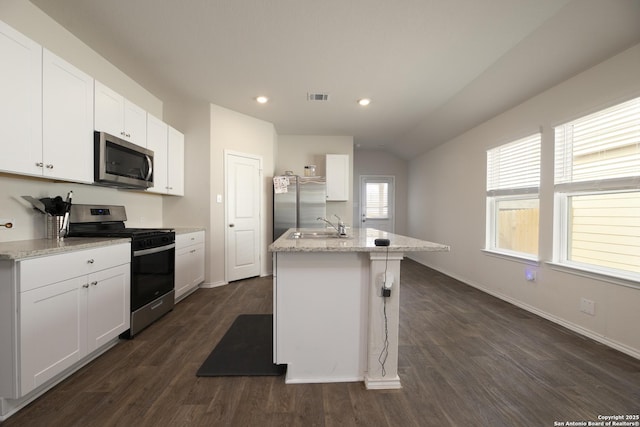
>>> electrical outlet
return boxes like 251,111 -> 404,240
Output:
0,218 -> 15,230
580,298 -> 595,316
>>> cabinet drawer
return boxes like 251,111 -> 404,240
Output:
176,231 -> 205,248
18,243 -> 130,292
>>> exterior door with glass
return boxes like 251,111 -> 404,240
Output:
360,176 -> 395,233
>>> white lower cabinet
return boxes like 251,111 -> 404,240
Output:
175,231 -> 205,301
1,243 -> 130,399
86,265 -> 130,352
19,275 -> 85,396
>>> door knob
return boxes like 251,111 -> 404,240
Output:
229,224 -> 235,227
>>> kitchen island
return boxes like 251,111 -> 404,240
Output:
269,228 -> 449,389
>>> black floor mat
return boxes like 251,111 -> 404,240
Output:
196,314 -> 286,377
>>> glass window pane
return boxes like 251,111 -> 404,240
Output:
487,133 -> 541,192
495,198 -> 539,255
365,182 -> 388,219
555,96 -> 640,184
568,192 -> 640,273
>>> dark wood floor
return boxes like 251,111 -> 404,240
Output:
4,259 -> 639,426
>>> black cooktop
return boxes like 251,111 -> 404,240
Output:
67,204 -> 175,249
67,223 -> 173,239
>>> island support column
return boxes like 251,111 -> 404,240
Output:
365,251 -> 403,389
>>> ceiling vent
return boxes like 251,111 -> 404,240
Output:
307,92 -> 330,101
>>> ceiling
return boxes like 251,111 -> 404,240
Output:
30,0 -> 640,159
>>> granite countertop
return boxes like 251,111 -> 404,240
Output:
269,228 -> 450,253
0,237 -> 131,261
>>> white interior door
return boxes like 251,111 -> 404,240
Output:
225,151 -> 262,282
360,175 -> 395,233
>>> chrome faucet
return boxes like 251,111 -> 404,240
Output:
317,214 -> 347,236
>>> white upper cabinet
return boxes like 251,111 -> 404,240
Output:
94,80 -> 147,147
146,117 -> 184,196
326,154 -> 349,201
42,49 -> 94,183
167,126 -> 185,196
123,99 -> 147,146
0,20 -> 43,176
0,21 -> 93,184
146,114 -> 168,194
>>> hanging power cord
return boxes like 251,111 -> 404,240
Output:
378,245 -> 390,376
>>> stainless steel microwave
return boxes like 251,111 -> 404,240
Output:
94,131 -> 154,189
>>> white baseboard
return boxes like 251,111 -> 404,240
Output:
284,374 -> 363,385
199,280 -> 227,288
408,257 -> 640,361
364,375 -> 402,390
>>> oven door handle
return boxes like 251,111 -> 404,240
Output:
133,243 -> 175,257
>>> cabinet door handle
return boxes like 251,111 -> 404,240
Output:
91,281 -> 98,286
87,259 -> 95,264
82,284 -> 89,288
46,164 -> 54,169
35,162 -> 43,167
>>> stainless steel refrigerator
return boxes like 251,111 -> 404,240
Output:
273,175 -> 326,241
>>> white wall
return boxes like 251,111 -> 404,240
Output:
353,150 -> 408,235
0,174 -> 164,242
0,1 -> 164,242
277,135 -> 354,226
209,105 -> 276,285
408,43 -> 640,358
161,98 -> 212,282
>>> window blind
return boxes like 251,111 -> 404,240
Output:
365,182 -> 388,219
555,96 -> 640,187
487,133 -> 541,196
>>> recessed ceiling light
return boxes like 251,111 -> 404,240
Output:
256,96 -> 269,104
358,98 -> 371,106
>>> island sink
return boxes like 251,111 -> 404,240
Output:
287,231 -> 350,239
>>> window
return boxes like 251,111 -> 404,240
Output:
486,133 -> 541,258
365,182 -> 389,219
554,96 -> 640,277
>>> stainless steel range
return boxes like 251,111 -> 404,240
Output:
68,204 -> 175,338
